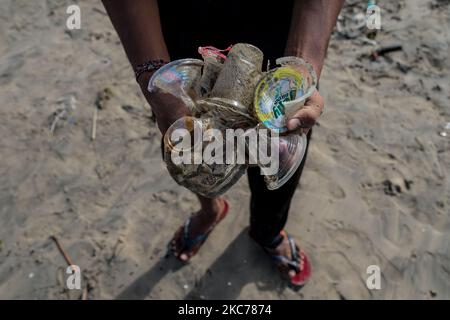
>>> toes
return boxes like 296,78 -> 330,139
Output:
180,253 -> 188,261
288,270 -> 296,278
170,229 -> 184,256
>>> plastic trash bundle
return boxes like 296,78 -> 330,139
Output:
148,43 -> 317,197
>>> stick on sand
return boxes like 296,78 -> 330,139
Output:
50,236 -> 74,266
91,106 -> 98,140
50,236 -> 88,300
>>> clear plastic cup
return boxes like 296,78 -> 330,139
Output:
148,59 -> 203,115
245,124 -> 308,190
253,57 -> 317,133
196,97 -> 257,130
211,43 -> 264,108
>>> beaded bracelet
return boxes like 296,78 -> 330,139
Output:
135,59 -> 168,82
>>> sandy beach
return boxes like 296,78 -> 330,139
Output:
0,0 -> 449,299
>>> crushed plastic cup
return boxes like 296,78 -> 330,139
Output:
253,57 -> 317,133
196,97 -> 257,130
148,59 -> 203,115
163,116 -> 247,198
246,125 -> 308,190
263,133 -> 308,190
211,43 -> 264,108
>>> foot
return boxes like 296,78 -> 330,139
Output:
170,198 -> 228,262
263,231 -> 311,287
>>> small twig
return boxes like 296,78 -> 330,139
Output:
81,287 -> 88,300
91,106 -> 98,140
50,236 -> 74,266
50,236 -> 88,300
371,45 -> 403,60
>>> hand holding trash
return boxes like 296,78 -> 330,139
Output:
286,89 -> 324,134
147,44 -> 319,197
138,59 -> 203,135
146,90 -> 190,135
138,71 -> 190,134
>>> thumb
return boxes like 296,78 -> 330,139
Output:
287,91 -> 324,131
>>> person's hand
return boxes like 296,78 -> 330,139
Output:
138,72 -> 189,135
146,90 -> 190,134
286,90 -> 324,134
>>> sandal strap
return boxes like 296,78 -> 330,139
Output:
182,217 -> 209,249
287,234 -> 300,264
265,231 -> 301,273
270,255 -> 300,271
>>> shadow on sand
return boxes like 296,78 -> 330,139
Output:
116,228 -> 289,299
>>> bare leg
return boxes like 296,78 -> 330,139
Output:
171,195 -> 226,261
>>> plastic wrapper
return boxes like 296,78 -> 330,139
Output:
198,46 -> 227,97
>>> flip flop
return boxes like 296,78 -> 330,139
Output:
262,230 -> 312,288
170,199 -> 229,262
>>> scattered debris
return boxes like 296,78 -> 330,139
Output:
370,45 -> 403,61
336,11 -> 367,39
121,105 -> 134,113
95,87 -> 114,110
438,122 -> 450,137
91,87 -> 115,140
50,95 -> 77,134
336,0 -> 369,40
